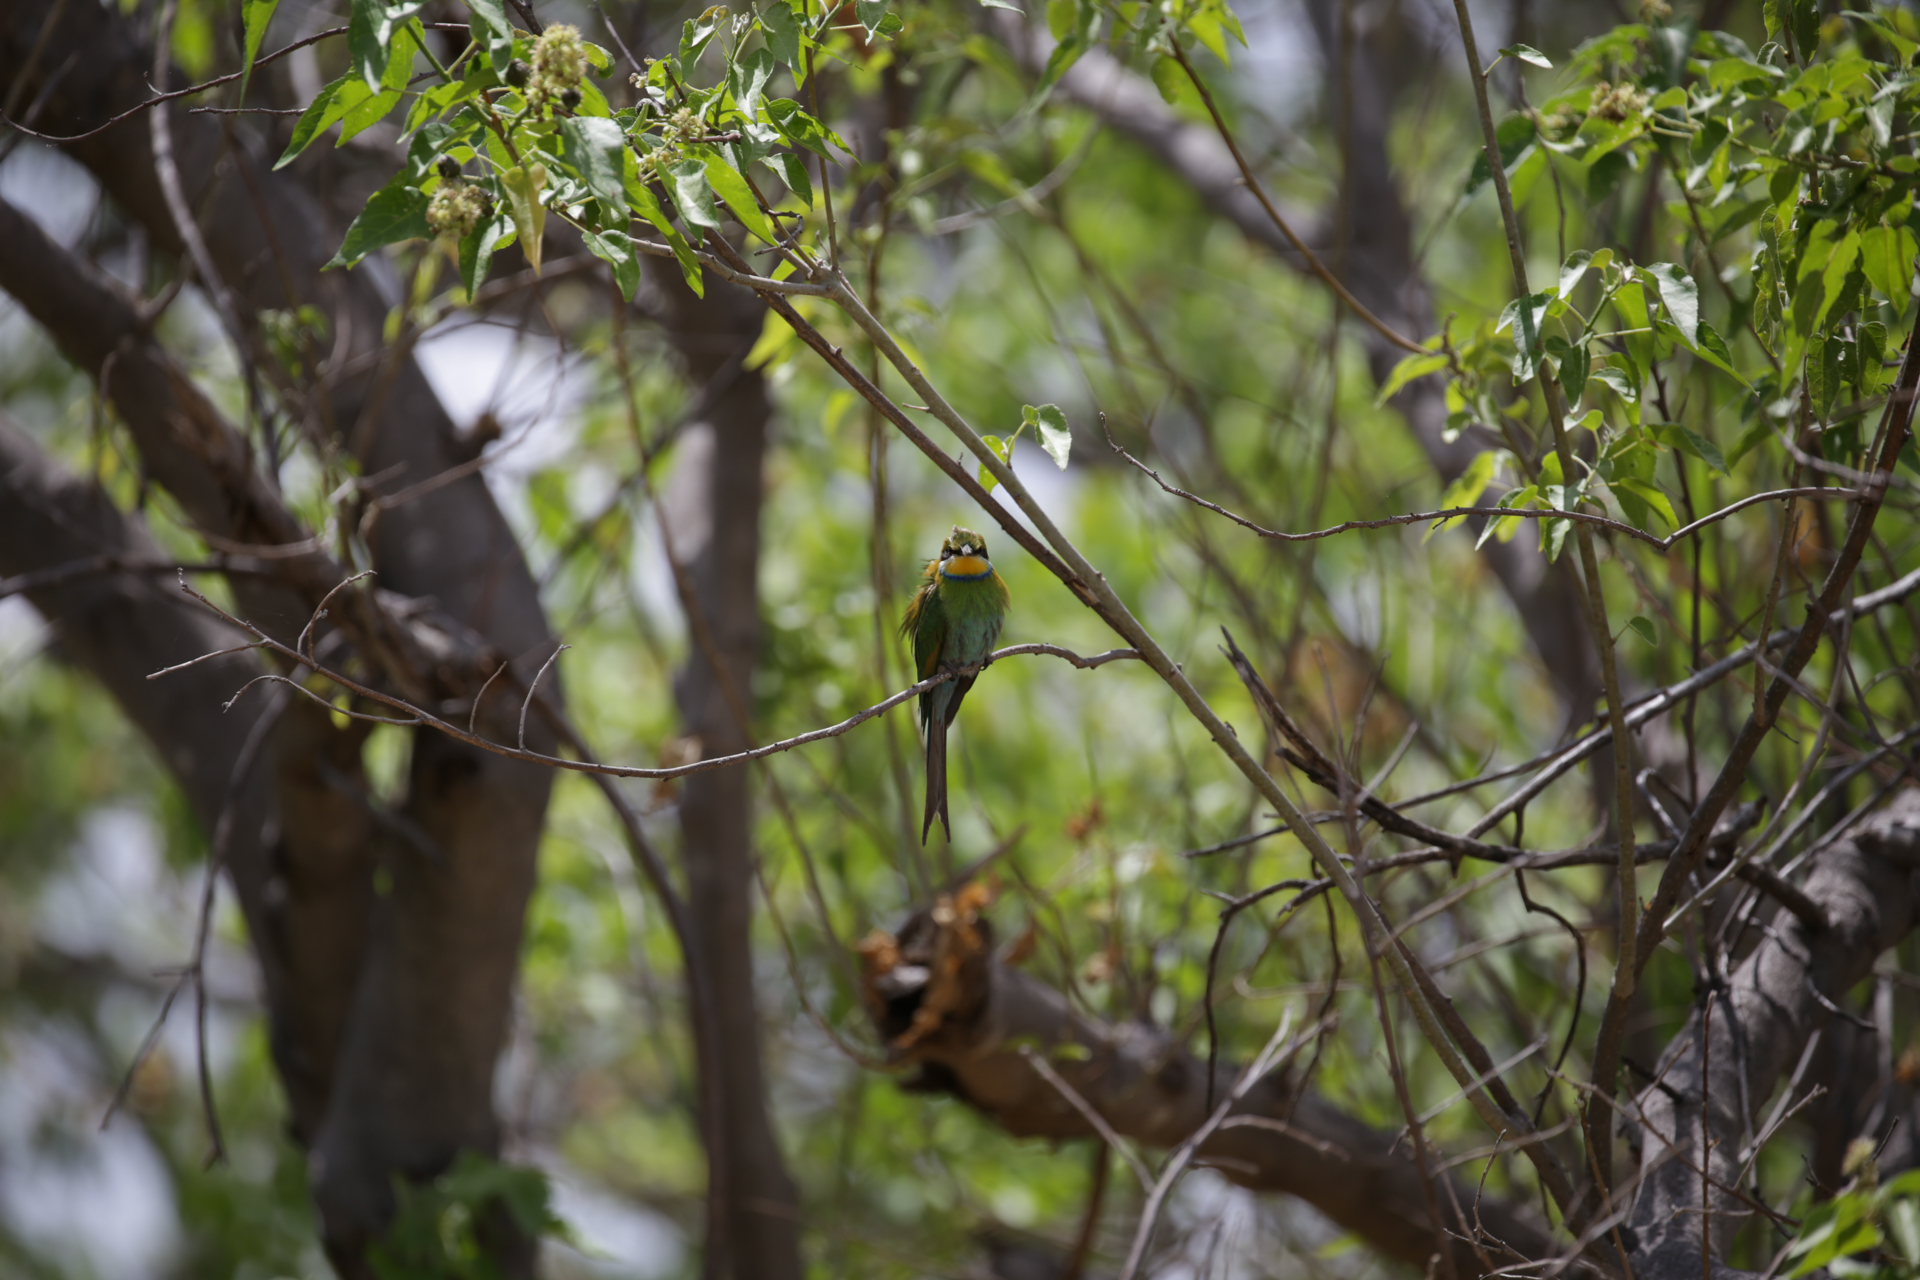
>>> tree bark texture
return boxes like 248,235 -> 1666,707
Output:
653,263 -> 806,1280
856,794 -> 1920,1279
0,2 -> 559,1271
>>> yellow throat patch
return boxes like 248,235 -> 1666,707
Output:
941,554 -> 992,580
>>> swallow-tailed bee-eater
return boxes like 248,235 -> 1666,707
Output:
900,525 -> 1011,842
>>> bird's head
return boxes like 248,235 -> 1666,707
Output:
938,526 -> 993,580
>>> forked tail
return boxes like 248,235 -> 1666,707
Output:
921,717 -> 950,843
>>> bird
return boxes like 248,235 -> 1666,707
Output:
900,525 -> 1011,843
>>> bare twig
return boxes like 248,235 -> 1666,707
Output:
156,578 -> 1140,778
1108,422 -> 1850,551
1166,41 -> 1426,355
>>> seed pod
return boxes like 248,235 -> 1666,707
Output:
437,156 -> 462,183
506,59 -> 532,87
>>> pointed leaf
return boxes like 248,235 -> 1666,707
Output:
583,228 -> 640,301
501,162 -> 548,275
466,0 -> 516,76
1612,477 -> 1678,528
761,0 -> 802,72
1375,351 -> 1448,406
240,0 -> 280,102
560,116 -> 629,223
326,180 -> 431,268
702,153 -> 774,242
275,72 -> 359,168
1029,404 -> 1071,469
1647,263 -> 1700,345
669,159 -> 725,231
734,48 -> 776,119
1500,43 -> 1553,68
459,208 -> 515,297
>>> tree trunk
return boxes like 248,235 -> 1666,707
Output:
655,264 -> 807,1280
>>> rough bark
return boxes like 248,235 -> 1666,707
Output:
654,264 -> 805,1280
857,791 -> 1920,1279
856,890 -> 1556,1278
1,2 -> 559,1269
1622,793 -> 1920,1280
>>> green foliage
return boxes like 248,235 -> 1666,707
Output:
369,1153 -> 567,1280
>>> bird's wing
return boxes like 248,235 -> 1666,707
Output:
909,583 -> 947,680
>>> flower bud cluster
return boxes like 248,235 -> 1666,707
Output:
527,23 -> 591,112
428,182 -> 492,241
1589,80 -> 1650,123
630,107 -> 709,183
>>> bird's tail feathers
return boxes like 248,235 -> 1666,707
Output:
921,718 -> 950,844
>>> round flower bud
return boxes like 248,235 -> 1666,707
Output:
559,87 -> 582,111
527,23 -> 592,111
437,156 -> 462,183
427,183 -> 489,242
506,59 -> 532,87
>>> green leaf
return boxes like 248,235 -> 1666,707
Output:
348,0 -> 423,92
734,48 -> 776,119
765,99 -> 845,160
326,180 -> 431,269
1808,332 -> 1840,417
624,169 -> 705,294
1646,263 -> 1699,346
669,159 -> 725,232
1150,56 -> 1185,105
1464,115 -> 1537,204
1692,321 -> 1750,389
1497,290 -> 1554,384
275,72 -> 358,168
1558,247 -> 1609,299
1559,342 -> 1591,404
1475,485 -> 1535,548
1499,43 -> 1552,69
1036,37 -> 1085,96
1626,615 -> 1657,646
1655,423 -> 1728,475
1029,404 -> 1071,469
702,153 -> 775,242
239,0 -> 280,102
501,163 -> 548,275
466,0 -> 516,77
560,116 -> 629,224
854,0 -> 888,33
1613,281 -> 1655,382
1375,351 -> 1448,406
761,0 -> 802,73
458,209 -> 515,297
769,151 -> 813,207
583,228 -> 640,301
1438,450 -> 1498,516
1861,223 -> 1911,305
349,0 -> 386,91
1790,0 -> 1820,61
1612,477 -> 1677,528
978,433 -> 1013,492
338,22 -> 417,143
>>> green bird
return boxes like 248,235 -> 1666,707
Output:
900,525 -> 1011,843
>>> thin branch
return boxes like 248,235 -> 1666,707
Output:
157,576 -> 1140,779
1166,41 -> 1426,355
1017,1046 -> 1156,1192
0,25 -> 349,143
